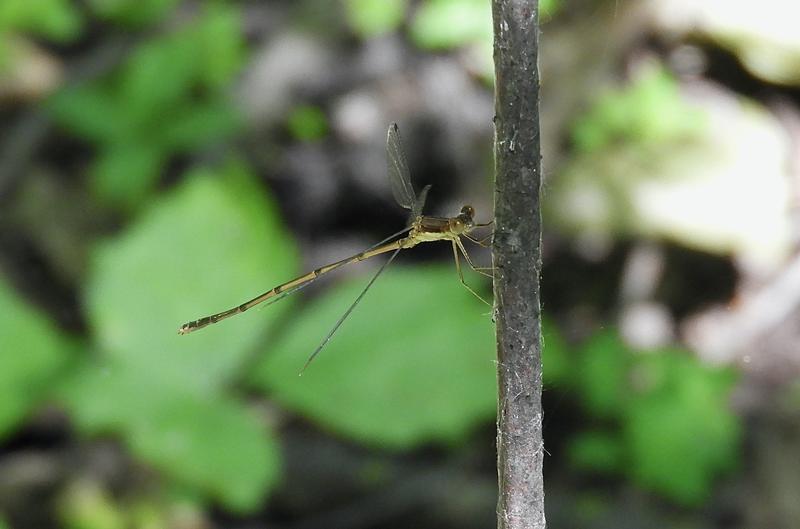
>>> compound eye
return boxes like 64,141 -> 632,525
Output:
461,205 -> 475,218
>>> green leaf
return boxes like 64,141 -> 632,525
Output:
286,105 -> 328,142
623,351 -> 740,505
540,0 -> 562,19
410,0 -> 491,50
251,266 -> 495,448
0,275 -> 73,438
572,66 -> 705,153
62,163 -> 293,510
192,3 -> 245,90
574,330 -> 632,419
0,35 -> 10,72
159,98 -> 242,150
48,3 -> 246,211
569,430 -> 623,473
344,0 -> 407,38
48,86 -> 131,144
61,363 -> 280,512
90,142 -> 164,210
116,17 -> 243,138
541,317 -> 570,386
0,0 -> 82,41
120,35 -> 198,121
568,330 -> 741,504
116,4 -> 243,111
86,0 -> 180,27
86,162 -> 298,391
0,516 -> 8,529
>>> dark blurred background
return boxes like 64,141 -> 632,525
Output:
1,0 -> 799,528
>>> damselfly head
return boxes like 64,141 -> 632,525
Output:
451,205 -> 476,233
460,205 -> 475,219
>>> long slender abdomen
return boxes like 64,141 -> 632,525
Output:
178,238 -> 407,334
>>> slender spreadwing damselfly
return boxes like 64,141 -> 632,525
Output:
178,123 -> 493,369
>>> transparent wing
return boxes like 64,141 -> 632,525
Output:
412,184 -> 431,220
301,247 -> 402,373
386,123 -> 416,210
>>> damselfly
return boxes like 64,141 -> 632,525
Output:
178,123 -> 492,369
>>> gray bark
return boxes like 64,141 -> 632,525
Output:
491,1 -> 546,528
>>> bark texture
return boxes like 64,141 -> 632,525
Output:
491,1 -> 545,528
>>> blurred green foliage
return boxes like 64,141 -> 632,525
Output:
252,266 -> 496,448
575,330 -> 632,419
539,0 -> 561,18
58,484 -> 182,529
572,66 -> 705,154
410,0 -> 491,50
0,0 -> 82,41
344,0 -> 407,38
560,329 -> 740,505
48,2 -> 244,211
547,65 -> 710,238
409,0 -> 560,82
568,430 -> 623,473
59,163 -> 294,511
0,0 -> 81,71
0,516 -> 8,529
541,317 -> 571,386
0,0 -> 184,40
287,105 -> 329,141
0,274 -> 75,438
62,366 -> 279,512
84,162 -> 297,386
501,318 -> 740,504
86,0 -> 181,27
59,482 -> 126,529
625,349 -> 740,504
410,0 -> 560,50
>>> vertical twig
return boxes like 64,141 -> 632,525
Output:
491,1 -> 545,529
